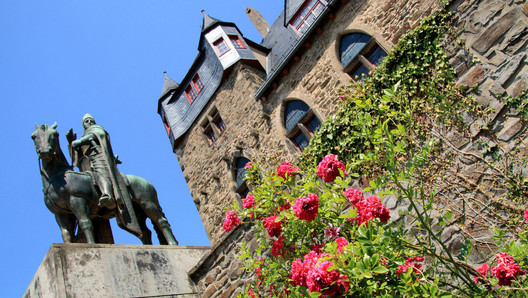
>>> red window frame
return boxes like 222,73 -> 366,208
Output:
213,38 -> 230,56
163,116 -> 171,136
185,73 -> 204,104
185,85 -> 198,104
229,35 -> 246,49
192,74 -> 204,93
290,0 -> 324,35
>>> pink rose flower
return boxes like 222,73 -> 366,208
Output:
243,193 -> 255,209
316,154 -> 347,183
293,193 -> 319,222
335,237 -> 349,254
244,161 -> 253,169
324,225 -> 341,241
474,263 -> 489,283
271,235 -> 285,257
396,256 -> 424,278
492,253 -> 526,286
524,210 -> 528,224
263,215 -> 282,238
222,210 -> 240,232
353,196 -> 390,225
276,162 -> 300,180
343,188 -> 363,205
248,288 -> 255,298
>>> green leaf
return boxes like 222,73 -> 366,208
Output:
372,266 -> 389,274
445,211 -> 452,220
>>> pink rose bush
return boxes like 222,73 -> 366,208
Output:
230,156 -> 528,296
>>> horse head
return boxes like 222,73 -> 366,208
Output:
32,122 -> 60,162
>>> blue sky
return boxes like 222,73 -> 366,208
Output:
0,1 -> 282,295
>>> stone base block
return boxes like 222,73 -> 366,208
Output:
24,243 -> 210,298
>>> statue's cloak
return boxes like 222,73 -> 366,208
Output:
75,124 -> 142,237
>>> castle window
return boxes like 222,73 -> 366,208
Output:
339,33 -> 387,81
235,157 -> 250,197
229,35 -> 246,49
214,38 -> 230,56
201,107 -> 226,144
290,0 -> 324,35
184,74 -> 203,104
192,74 -> 204,92
284,100 -> 321,152
163,115 -> 171,136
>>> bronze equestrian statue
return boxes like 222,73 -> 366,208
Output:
32,120 -> 178,245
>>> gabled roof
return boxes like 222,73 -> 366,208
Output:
160,72 -> 179,99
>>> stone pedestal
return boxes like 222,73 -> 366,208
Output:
24,243 -> 210,298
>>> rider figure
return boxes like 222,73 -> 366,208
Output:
71,114 -> 117,209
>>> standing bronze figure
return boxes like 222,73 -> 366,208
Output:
32,121 -> 178,245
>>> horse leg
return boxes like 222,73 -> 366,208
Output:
55,214 -> 76,243
140,200 -> 178,245
153,223 -> 168,245
134,203 -> 152,245
70,196 -> 96,244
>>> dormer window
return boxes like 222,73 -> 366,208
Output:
185,74 -> 204,104
229,35 -> 246,49
214,38 -> 230,56
290,0 -> 324,35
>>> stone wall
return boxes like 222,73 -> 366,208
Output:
188,223 -> 256,298
175,62 -> 268,243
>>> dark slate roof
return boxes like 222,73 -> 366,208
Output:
162,42 -> 224,142
201,10 -> 222,33
261,11 -> 300,75
160,72 -> 179,99
256,0 -> 338,98
284,0 -> 305,26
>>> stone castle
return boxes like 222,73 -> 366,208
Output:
155,0 -> 527,296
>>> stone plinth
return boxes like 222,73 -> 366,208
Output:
24,243 -> 210,298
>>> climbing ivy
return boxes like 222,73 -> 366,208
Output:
299,10 -> 481,174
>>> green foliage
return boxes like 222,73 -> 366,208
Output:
504,90 -> 528,122
299,10 -> 480,174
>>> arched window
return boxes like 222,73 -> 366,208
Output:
339,32 -> 387,81
284,100 -> 321,152
234,157 -> 251,196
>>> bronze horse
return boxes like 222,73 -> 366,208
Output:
32,123 -> 178,245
